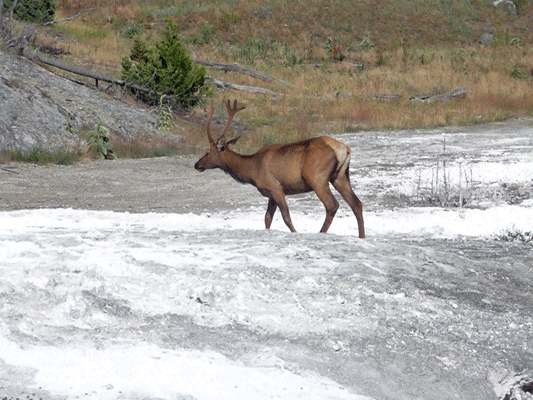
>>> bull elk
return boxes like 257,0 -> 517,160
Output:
194,99 -> 365,238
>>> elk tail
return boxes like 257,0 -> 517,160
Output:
331,143 -> 351,183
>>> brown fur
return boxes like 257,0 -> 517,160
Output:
195,101 -> 365,238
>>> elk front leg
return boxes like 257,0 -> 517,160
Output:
265,198 -> 277,229
271,193 -> 296,232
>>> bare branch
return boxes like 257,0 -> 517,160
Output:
42,7 -> 102,26
141,68 -> 157,89
0,166 -> 19,174
5,24 -> 36,54
6,0 -> 18,37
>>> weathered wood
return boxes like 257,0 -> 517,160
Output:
0,166 -> 19,174
23,47 -> 282,98
0,0 -> 18,38
42,7 -> 101,26
208,76 -> 280,95
195,60 -> 292,87
24,47 -> 120,84
22,47 -> 177,100
363,93 -> 402,102
410,88 -> 467,103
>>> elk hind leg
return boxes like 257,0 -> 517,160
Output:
265,198 -> 277,229
313,184 -> 339,233
332,171 -> 365,238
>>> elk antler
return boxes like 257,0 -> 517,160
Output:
216,99 -> 246,143
205,99 -> 216,145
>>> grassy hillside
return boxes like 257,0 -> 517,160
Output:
33,0 -> 533,154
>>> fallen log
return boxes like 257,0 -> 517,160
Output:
21,47 -> 192,103
23,48 -> 123,87
194,59 -> 292,87
410,88 -> 467,103
363,93 -> 402,102
208,76 -> 280,95
23,48 -> 282,98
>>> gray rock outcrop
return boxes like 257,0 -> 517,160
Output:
0,51 -> 176,153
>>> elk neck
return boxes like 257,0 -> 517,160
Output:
219,149 -> 258,186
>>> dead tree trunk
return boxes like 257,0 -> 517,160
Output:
208,77 -> 280,95
21,47 -> 185,102
195,60 -> 292,87
410,88 -> 467,103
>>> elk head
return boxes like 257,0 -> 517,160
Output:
194,99 -> 246,172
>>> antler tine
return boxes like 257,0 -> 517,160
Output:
217,99 -> 246,142
205,99 -> 216,144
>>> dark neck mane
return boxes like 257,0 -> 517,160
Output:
220,152 -> 256,186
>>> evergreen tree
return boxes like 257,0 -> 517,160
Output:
3,0 -> 56,24
121,20 -> 209,109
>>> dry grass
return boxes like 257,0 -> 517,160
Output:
30,0 -> 533,155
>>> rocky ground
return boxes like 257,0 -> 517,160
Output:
0,51 -> 181,153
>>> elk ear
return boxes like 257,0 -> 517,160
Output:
226,136 -> 241,147
215,137 -> 227,152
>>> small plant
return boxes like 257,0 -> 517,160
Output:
414,136 -> 474,208
87,118 -> 115,159
221,12 -> 241,29
495,228 -> 533,243
282,43 -> 303,66
360,37 -> 374,51
450,47 -> 467,72
150,95 -> 174,129
239,37 -> 275,65
123,24 -> 143,39
65,104 -> 77,135
511,63 -> 525,79
325,37 -> 345,61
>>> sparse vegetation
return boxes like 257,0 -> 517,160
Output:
414,162 -> 474,208
110,136 -> 183,159
4,0 -> 533,155
414,162 -> 475,208
2,148 -> 82,165
495,228 -> 533,243
85,118 -> 115,159
151,95 -> 174,129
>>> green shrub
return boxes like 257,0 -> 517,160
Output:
121,19 -> 209,109
150,95 -> 174,129
86,118 -> 115,160
3,0 -> 56,24
123,24 -> 143,39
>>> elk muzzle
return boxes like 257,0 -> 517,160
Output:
194,159 -> 206,172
